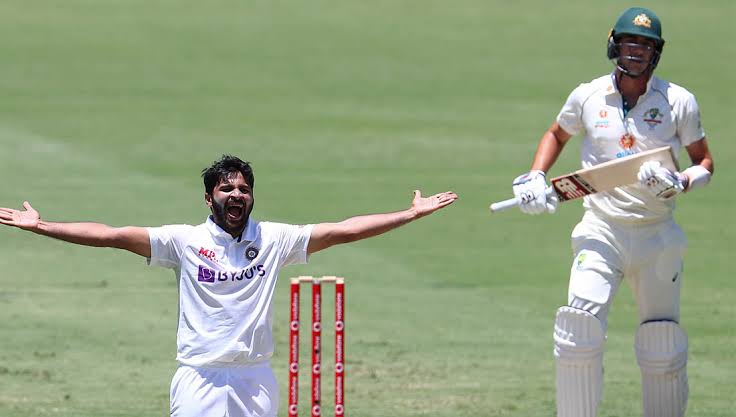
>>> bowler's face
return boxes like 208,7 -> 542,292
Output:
206,171 -> 254,237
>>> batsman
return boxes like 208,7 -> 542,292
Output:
510,7 -> 714,417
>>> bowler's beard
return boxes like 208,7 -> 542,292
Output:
211,198 -> 253,237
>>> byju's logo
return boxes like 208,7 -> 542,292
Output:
197,264 -> 266,283
198,265 -> 216,282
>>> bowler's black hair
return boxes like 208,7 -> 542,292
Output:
201,155 -> 254,195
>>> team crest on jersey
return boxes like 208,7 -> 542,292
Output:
643,107 -> 662,129
245,246 -> 260,261
633,13 -> 652,28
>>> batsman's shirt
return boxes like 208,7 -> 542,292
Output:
557,73 -> 705,223
147,217 -> 313,367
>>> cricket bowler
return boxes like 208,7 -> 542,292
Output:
509,7 -> 714,417
0,155 -> 458,417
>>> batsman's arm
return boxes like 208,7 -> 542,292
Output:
489,122 -> 572,213
530,122 -> 573,173
681,138 -> 714,190
0,201 -> 151,257
307,190 -> 458,254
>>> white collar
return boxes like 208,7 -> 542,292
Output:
205,216 -> 257,243
609,71 -> 658,97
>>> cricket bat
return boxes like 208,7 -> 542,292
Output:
489,146 -> 678,213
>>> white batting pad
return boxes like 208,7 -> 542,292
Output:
554,306 -> 605,417
635,321 -> 688,417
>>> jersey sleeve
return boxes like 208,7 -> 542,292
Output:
276,223 -> 314,267
675,92 -> 706,147
556,84 -> 587,136
146,224 -> 195,269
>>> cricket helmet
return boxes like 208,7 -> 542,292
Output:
607,7 -> 665,73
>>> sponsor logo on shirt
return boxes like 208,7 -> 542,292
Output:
594,109 -> 609,129
197,264 -> 266,283
619,133 -> 635,149
198,247 -> 217,262
616,133 -> 637,157
643,107 -> 662,129
575,252 -> 587,271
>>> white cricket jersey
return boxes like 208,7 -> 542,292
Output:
557,72 -> 705,223
147,217 -> 313,367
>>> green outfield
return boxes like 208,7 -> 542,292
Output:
0,1 -> 733,416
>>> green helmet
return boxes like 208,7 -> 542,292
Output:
607,7 -> 665,74
611,7 -> 664,46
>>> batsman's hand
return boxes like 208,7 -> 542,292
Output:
512,170 -> 558,215
411,190 -> 458,218
637,161 -> 685,200
0,201 -> 41,230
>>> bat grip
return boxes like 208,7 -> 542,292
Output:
489,197 -> 518,213
489,187 -> 556,214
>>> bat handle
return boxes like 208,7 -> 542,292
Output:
489,187 -> 556,214
489,197 -> 518,213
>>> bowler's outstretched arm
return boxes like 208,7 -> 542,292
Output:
0,201 -> 151,257
307,190 -> 458,254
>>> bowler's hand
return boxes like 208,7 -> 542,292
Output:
411,190 -> 458,218
0,201 -> 41,230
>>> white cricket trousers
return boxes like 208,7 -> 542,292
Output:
567,210 -> 687,328
170,362 -> 278,417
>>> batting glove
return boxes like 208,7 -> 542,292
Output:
637,160 -> 686,200
512,170 -> 558,215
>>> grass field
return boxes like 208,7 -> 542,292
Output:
0,1 -> 734,416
